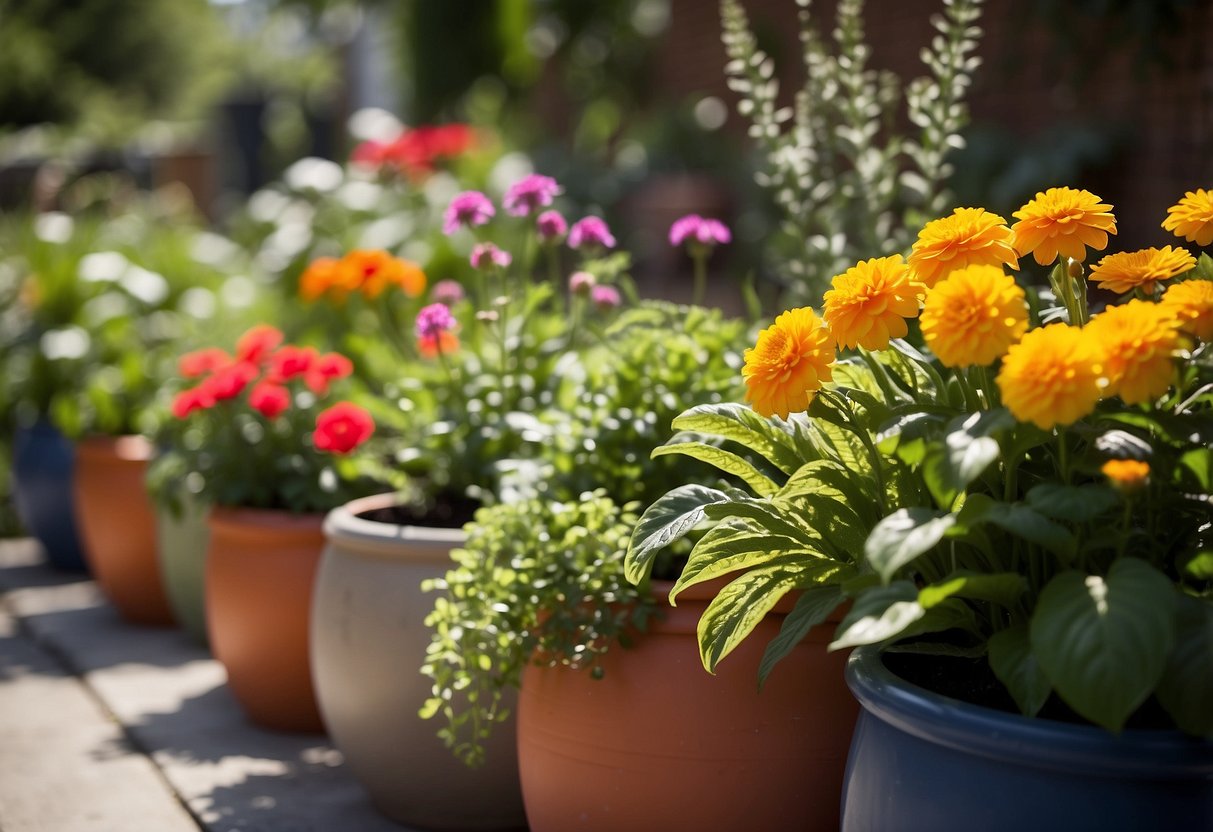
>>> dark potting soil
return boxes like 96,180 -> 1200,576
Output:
356,493 -> 480,530
883,650 -> 1179,732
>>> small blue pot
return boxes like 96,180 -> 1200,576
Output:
841,647 -> 1213,831
12,421 -> 88,571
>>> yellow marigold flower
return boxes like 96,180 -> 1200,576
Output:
920,265 -> 1028,368
1162,189 -> 1213,247
1086,299 -> 1181,405
907,207 -> 1019,289
743,307 -> 836,419
822,255 -> 921,351
1011,187 -> 1117,266
299,257 -> 341,301
1089,246 -> 1194,296
996,324 -> 1102,430
1160,278 -> 1213,340
1101,459 -> 1150,493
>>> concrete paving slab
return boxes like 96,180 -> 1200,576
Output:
0,540 -> 413,832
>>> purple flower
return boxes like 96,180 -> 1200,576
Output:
669,214 -> 732,247
536,210 -> 568,243
568,216 -> 616,251
503,174 -> 561,217
470,243 -> 512,270
568,271 -> 596,296
590,284 -> 622,311
443,191 -> 495,235
415,303 -> 456,339
431,279 -> 465,305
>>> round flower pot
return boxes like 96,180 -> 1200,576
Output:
311,494 -> 527,831
73,436 -> 174,625
841,647 -> 1213,831
12,420 -> 88,571
516,581 -> 858,832
155,491 -> 210,645
206,506 -> 325,733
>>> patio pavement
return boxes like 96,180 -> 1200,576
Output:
0,538 -> 413,832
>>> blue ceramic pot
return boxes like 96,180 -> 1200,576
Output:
841,647 -> 1213,831
12,421 -> 88,571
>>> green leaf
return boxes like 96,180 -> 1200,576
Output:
1183,551 -> 1213,580
652,441 -> 778,496
624,485 -> 733,583
1025,483 -> 1119,523
876,411 -> 945,466
703,498 -> 819,546
697,565 -> 803,672
1179,448 -> 1212,491
865,508 -> 957,583
988,624 -> 1052,717
1155,596 -> 1213,738
1030,559 -> 1178,731
670,403 -> 804,474
958,496 -> 1077,562
758,585 -> 845,687
922,409 -> 1013,508
829,582 -> 924,649
778,459 -> 881,526
671,522 -> 833,599
917,571 -> 1026,610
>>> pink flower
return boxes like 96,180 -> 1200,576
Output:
470,243 -> 512,271
431,279 -> 465,305
568,216 -> 616,251
536,210 -> 568,243
443,191 -> 495,235
415,303 -> 457,340
669,214 -> 732,247
569,271 -> 597,296
503,174 -> 561,217
591,284 -> 622,311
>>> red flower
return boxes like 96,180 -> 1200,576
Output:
235,325 -> 284,365
305,352 -> 354,394
313,402 -> 374,454
171,385 -> 216,419
178,347 -> 231,378
351,139 -> 390,167
269,345 -> 317,382
202,361 -> 259,401
248,381 -> 291,419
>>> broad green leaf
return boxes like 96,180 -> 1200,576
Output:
758,585 -> 845,687
829,582 -> 924,649
697,564 -> 803,672
988,624 -> 1051,717
794,493 -> 869,560
865,508 -> 956,583
812,418 -> 871,475
1183,551 -> 1213,580
624,485 -> 733,583
1179,448 -> 1212,491
958,497 -> 1077,562
1030,559 -> 1178,731
703,498 -> 818,545
671,402 -> 804,474
1155,596 -> 1213,738
917,571 -> 1026,610
924,409 -> 1013,508
652,441 -> 778,496
876,411 -> 945,466
779,459 -> 882,525
1025,483 -> 1119,523
671,521 -> 831,598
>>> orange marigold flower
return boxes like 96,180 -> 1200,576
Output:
1086,299 -> 1181,405
1160,278 -> 1213,340
742,307 -> 835,419
337,250 -> 427,299
300,257 -> 341,301
996,324 -> 1102,430
1089,246 -> 1194,296
1101,459 -> 1150,493
907,207 -> 1019,289
418,330 -> 460,358
822,255 -> 921,351
1011,187 -> 1117,266
920,265 -> 1028,368
1162,189 -> 1213,247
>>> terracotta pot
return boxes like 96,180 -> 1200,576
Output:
206,506 -> 325,733
155,490 -> 210,645
517,581 -> 858,832
311,494 -> 527,830
73,435 -> 174,625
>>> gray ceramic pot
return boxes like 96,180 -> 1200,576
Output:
155,492 -> 210,645
310,494 -> 527,831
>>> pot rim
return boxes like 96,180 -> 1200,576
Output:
209,505 -> 326,537
322,493 -> 466,561
846,646 -> 1213,778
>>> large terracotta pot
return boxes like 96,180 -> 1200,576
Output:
841,647 -> 1213,831
517,581 -> 858,832
12,420 -> 88,571
73,435 -> 174,625
311,494 -> 527,830
155,490 -> 210,645
206,506 -> 325,733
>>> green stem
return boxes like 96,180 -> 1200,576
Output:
692,252 -> 707,307
1057,427 -> 1071,485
